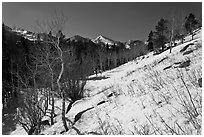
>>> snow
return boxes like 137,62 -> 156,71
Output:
9,124 -> 27,135
125,44 -> 131,49
5,28 -> 202,135
92,35 -> 116,45
11,28 -> 37,41
22,30 -> 27,34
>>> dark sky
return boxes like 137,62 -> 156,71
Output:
2,2 -> 202,42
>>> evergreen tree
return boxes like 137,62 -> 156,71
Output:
185,13 -> 198,40
197,13 -> 202,28
2,23 -> 6,41
147,30 -> 154,51
154,18 -> 169,52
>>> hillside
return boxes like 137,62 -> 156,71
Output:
7,28 -> 202,135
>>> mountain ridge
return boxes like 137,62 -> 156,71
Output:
5,24 -> 140,49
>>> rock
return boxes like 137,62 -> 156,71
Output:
180,43 -> 194,52
107,93 -> 113,98
158,56 -> 168,64
174,61 -> 182,65
60,130 -> 66,134
178,60 -> 191,68
198,78 -> 202,87
97,100 -> 106,106
183,50 -> 193,55
40,120 -> 50,126
88,131 -> 101,135
74,107 -> 94,123
163,65 -> 172,70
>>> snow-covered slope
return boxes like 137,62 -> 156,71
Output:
8,28 -> 202,135
12,28 -> 38,41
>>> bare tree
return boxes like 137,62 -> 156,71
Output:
175,11 -> 186,44
38,11 -> 69,131
168,9 -> 188,52
36,10 -> 81,131
17,88 -> 47,135
97,45 -> 106,72
112,51 -> 118,68
31,40 -> 57,125
168,10 -> 176,53
15,58 -> 48,135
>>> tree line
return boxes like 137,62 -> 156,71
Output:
147,13 -> 201,54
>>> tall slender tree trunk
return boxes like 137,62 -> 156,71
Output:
55,36 -> 68,131
50,71 -> 55,125
62,91 -> 68,131
99,55 -> 103,71
51,93 -> 55,125
181,36 -> 184,44
113,52 -> 117,67
47,58 -> 55,125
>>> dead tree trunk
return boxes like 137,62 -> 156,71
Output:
48,63 -> 55,125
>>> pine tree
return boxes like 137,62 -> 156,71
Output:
147,30 -> 154,51
197,13 -> 202,28
185,13 -> 198,40
154,18 -> 169,52
2,23 -> 6,41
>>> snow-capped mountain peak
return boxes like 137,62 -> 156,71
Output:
92,35 -> 116,45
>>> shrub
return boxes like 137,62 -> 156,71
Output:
17,88 -> 47,135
